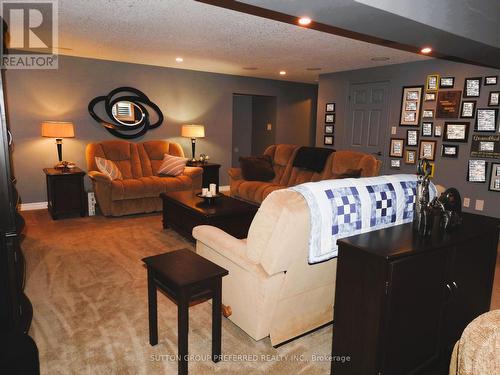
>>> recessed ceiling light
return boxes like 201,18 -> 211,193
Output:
306,67 -> 322,71
420,47 -> 432,54
279,71 -> 286,75
371,57 -> 390,61
298,17 -> 311,26
175,57 -> 183,63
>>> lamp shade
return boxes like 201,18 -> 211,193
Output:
181,124 -> 205,138
41,121 -> 75,138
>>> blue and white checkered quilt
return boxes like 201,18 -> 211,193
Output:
291,174 -> 437,264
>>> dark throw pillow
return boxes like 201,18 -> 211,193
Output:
239,155 -> 275,181
333,168 -> 362,179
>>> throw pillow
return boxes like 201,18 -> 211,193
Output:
157,154 -> 188,176
333,168 -> 362,179
95,157 -> 122,180
239,155 -> 275,181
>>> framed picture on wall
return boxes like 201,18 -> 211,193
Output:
419,140 -> 437,160
400,86 -> 423,126
389,138 -> 404,157
422,122 -> 433,137
405,150 -> 416,164
425,93 -> 436,102
488,91 -> 500,106
426,74 -> 439,92
422,109 -> 434,119
390,159 -> 401,169
475,108 -> 498,132
440,77 -> 455,88
324,135 -> 334,145
441,144 -> 459,158
325,125 -> 334,134
406,129 -> 418,146
434,124 -> 442,137
436,90 -> 461,118
485,76 -> 498,86
325,114 -> 335,123
326,103 -> 335,112
467,159 -> 487,183
464,77 -> 481,98
443,122 -> 470,142
489,162 -> 500,191
460,100 -> 477,118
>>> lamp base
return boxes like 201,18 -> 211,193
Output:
54,161 -> 76,169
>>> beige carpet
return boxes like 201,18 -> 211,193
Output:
22,210 -> 333,374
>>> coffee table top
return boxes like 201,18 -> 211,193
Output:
160,190 -> 258,218
142,248 -> 228,287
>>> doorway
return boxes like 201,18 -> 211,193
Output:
232,94 -> 277,167
345,81 -> 390,169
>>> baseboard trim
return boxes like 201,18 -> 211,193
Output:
20,201 -> 48,211
219,185 -> 230,192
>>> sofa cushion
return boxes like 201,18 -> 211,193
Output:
111,175 -> 192,201
235,181 -> 284,204
239,155 -> 275,181
95,157 -> 122,180
157,154 -> 188,176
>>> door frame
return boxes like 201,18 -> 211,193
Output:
344,80 -> 391,171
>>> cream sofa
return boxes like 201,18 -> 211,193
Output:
193,188 -> 337,346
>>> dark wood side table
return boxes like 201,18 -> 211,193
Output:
187,161 -> 221,189
142,249 -> 228,375
43,167 -> 86,219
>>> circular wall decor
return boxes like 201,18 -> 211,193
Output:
88,87 -> 164,139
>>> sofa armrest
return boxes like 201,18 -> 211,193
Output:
88,170 -> 112,184
193,225 -> 270,275
228,167 -> 242,180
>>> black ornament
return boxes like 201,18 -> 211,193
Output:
88,87 -> 163,139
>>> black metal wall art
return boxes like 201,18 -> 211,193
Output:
88,87 -> 164,139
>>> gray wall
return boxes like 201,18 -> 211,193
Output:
251,96 -> 277,155
4,55 -> 317,203
316,59 -> 500,218
231,95 -> 253,167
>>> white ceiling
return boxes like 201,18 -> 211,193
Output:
55,0 -> 429,83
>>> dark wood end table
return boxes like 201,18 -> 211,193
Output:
186,162 -> 221,189
142,249 -> 228,375
43,167 -> 86,219
160,191 -> 258,240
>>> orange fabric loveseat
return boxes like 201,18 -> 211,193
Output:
228,144 -> 381,204
86,140 -> 202,216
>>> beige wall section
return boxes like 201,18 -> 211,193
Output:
5,55 -> 317,203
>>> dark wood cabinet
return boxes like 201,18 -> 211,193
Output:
0,70 -> 33,335
187,161 -> 221,189
44,167 -> 86,219
331,213 -> 499,375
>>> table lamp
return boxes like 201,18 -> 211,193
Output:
41,121 -> 75,169
181,124 -> 205,162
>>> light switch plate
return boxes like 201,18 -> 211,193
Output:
475,199 -> 484,211
391,126 -> 397,135
267,123 -> 272,131
463,197 -> 470,207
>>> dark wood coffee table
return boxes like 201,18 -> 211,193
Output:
160,191 -> 258,240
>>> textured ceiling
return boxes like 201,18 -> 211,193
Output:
54,0 -> 428,83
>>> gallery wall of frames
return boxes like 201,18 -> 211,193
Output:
316,59 -> 500,217
393,73 -> 500,192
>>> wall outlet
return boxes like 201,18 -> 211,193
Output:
391,126 -> 397,135
267,123 -> 272,131
463,197 -> 470,207
475,199 -> 484,211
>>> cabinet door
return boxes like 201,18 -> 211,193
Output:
381,250 -> 448,375
442,233 -> 498,347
